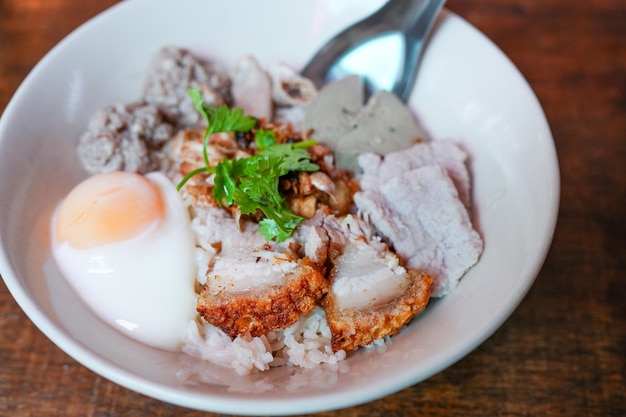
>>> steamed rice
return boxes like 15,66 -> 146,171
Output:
182,307 -> 346,375
177,203 -> 344,375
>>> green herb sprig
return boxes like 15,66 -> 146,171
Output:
177,89 -> 319,242
176,88 -> 257,190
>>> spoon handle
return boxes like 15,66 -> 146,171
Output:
301,0 -> 446,101
393,0 -> 447,100
374,0 -> 438,27
328,0 -> 443,49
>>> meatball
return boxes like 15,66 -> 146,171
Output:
77,102 -> 174,174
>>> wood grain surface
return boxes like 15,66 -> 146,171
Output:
1,0 -> 624,416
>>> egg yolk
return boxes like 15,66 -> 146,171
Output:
55,171 -> 165,249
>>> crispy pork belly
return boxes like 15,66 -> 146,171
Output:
169,129 -> 250,173
324,269 -> 432,353
198,259 -> 327,338
295,209 -> 349,273
316,215 -> 432,352
358,140 -> 472,208
354,164 -> 483,297
166,128 -> 250,211
195,209 -> 328,338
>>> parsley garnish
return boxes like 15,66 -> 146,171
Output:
177,89 -> 319,242
176,89 -> 257,190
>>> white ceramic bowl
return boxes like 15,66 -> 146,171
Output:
0,0 -> 559,415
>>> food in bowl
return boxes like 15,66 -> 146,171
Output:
50,46 -> 483,375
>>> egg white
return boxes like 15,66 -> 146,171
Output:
51,172 -> 197,351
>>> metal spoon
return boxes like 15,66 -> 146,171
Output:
301,0 -> 446,102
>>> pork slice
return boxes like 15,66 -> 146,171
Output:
354,165 -> 483,297
231,55 -> 272,121
319,215 -> 432,352
294,210 -> 349,271
197,247 -> 327,338
358,140 -> 472,208
195,208 -> 328,337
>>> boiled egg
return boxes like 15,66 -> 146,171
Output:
51,171 -> 197,351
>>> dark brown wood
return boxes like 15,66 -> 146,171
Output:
1,0 -> 624,416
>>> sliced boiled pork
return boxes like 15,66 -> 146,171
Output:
355,143 -> 483,297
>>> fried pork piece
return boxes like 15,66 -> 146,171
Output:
195,208 -> 329,338
324,269 -> 432,352
295,210 -> 348,273
167,128 -> 251,211
305,215 -> 432,352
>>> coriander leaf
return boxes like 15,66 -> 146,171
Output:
212,159 -> 236,206
181,89 -> 319,242
258,208 -> 304,243
232,187 -> 261,215
238,156 -> 284,208
213,158 -> 247,206
177,89 -> 257,190
259,144 -> 319,174
255,129 -> 277,149
231,168 -> 304,243
211,150 -> 310,242
209,105 -> 256,135
292,139 -> 317,149
259,219 -> 292,243
176,166 -> 211,191
188,88 -> 212,123
188,88 -> 256,135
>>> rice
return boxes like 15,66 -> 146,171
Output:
178,193 -> 347,375
182,320 -> 274,375
182,307 -> 346,375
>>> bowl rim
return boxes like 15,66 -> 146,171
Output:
0,1 -> 560,415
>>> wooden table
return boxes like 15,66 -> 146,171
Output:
1,0 -> 624,416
